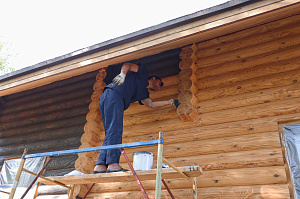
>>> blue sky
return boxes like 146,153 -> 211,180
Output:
0,0 -> 228,71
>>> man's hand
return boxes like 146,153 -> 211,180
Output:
112,73 -> 126,86
171,99 -> 180,108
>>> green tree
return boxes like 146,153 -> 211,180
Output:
0,40 -> 15,76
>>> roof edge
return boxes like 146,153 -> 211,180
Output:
0,0 -> 261,82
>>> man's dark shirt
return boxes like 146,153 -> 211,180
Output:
105,65 -> 149,110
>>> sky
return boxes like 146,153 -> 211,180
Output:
0,0 -> 229,72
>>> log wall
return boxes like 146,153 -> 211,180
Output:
0,71 -> 98,176
78,13 -> 300,199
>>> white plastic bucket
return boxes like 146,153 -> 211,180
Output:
132,151 -> 154,170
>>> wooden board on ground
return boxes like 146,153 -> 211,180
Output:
38,166 -> 202,185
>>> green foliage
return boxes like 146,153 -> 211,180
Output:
0,40 -> 15,76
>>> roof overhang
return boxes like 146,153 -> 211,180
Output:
1,0 -> 300,96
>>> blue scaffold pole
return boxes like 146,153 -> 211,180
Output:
24,139 -> 164,159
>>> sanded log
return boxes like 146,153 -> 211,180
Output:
122,117 -> 279,145
177,44 -> 198,121
75,155 -> 95,174
196,56 -> 300,90
195,68 -> 300,102
81,132 -> 100,146
196,19 -> 300,60
120,131 -> 281,163
196,83 -> 300,114
196,97 -> 300,126
195,33 -> 300,69
123,106 -> 177,127
196,44 -> 300,79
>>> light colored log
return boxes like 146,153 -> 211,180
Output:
195,43 -> 300,80
196,56 -> 300,90
75,155 -> 95,174
195,68 -> 300,102
197,83 -> 300,114
80,132 -> 100,146
123,106 -> 177,127
195,12 -> 300,51
123,117 -> 279,145
195,97 -> 300,126
196,19 -> 300,59
195,33 -> 300,69
121,131 -> 281,162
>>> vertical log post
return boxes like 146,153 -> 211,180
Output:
177,43 -> 199,121
155,131 -> 163,199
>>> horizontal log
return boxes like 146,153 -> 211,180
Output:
88,184 -> 290,199
119,131 -> 281,164
0,115 -> 86,139
4,78 -> 95,110
37,185 -> 68,195
1,85 -> 93,116
147,84 -> 179,100
195,68 -> 300,102
196,56 -> 300,90
46,155 -> 78,171
0,105 -> 89,131
195,13 -> 300,51
0,136 -> 82,157
5,71 -> 97,101
123,117 -> 279,144
117,148 -> 283,173
0,96 -> 91,124
195,32 -> 300,69
0,125 -> 84,147
197,83 -> 300,114
196,19 -> 300,59
123,106 -> 177,127
196,97 -> 300,126
43,168 -> 75,177
168,148 -> 284,171
196,43 -> 300,80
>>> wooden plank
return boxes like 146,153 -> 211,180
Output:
38,166 -> 202,185
86,184 -> 290,199
1,0 -> 299,97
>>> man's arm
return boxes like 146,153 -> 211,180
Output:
112,63 -> 139,86
141,98 -> 180,109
